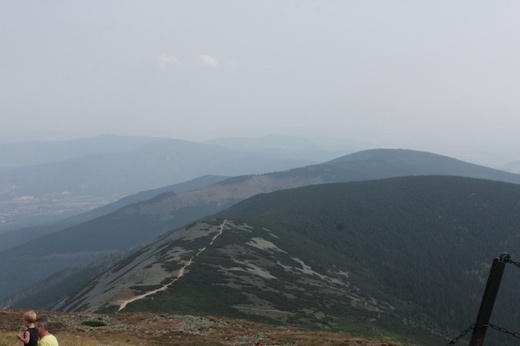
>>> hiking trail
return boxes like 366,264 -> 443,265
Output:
117,220 -> 227,311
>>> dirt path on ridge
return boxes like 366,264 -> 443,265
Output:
117,220 -> 228,311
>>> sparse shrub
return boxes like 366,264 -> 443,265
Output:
81,320 -> 107,327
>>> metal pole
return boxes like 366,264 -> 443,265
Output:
468,254 -> 508,346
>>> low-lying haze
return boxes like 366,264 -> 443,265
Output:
1,1 -> 519,166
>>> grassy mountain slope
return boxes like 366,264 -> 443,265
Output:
58,176 -> 520,345
0,172 -> 322,303
2,149 -> 520,311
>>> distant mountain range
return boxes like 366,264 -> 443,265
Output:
3,148 -> 520,344
0,135 -> 322,232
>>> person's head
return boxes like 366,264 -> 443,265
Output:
35,316 -> 50,337
22,311 -> 36,325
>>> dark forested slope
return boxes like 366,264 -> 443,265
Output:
59,176 -> 520,345
216,176 -> 520,341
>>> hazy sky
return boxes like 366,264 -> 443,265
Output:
1,1 -> 520,165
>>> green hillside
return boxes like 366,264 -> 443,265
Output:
214,176 -> 520,344
61,176 -> 520,345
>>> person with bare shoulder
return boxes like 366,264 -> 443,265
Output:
35,317 -> 59,346
16,310 -> 38,346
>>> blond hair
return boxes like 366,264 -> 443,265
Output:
23,310 -> 36,324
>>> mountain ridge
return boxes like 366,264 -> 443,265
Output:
2,148 -> 520,324
56,176 -> 520,345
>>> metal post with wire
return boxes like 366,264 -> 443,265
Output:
468,252 -> 510,346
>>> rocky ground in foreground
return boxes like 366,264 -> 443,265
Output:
0,310 -> 409,346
